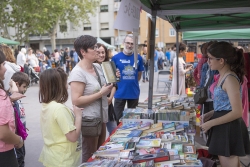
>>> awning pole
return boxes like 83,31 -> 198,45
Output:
176,30 -> 179,94
148,10 -> 157,109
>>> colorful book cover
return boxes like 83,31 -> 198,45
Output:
118,123 -> 139,131
96,143 -> 124,152
138,122 -> 151,130
136,139 -> 161,148
171,143 -> 183,154
127,130 -> 143,137
111,130 -> 142,138
143,122 -> 163,133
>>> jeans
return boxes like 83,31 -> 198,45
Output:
142,65 -> 149,81
154,60 -> 158,72
16,144 -> 25,167
106,121 -> 117,135
114,98 -> 139,125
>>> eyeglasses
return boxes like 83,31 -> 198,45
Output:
208,57 -> 221,61
90,45 -> 98,50
125,42 -> 134,46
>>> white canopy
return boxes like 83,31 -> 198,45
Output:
97,38 -> 116,50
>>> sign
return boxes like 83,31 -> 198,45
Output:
185,52 -> 194,63
113,0 -> 141,31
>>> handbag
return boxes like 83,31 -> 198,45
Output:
194,75 -> 213,104
14,107 -> 28,140
81,64 -> 103,137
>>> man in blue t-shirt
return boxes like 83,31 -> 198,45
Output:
111,34 -> 144,125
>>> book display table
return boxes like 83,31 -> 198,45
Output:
82,95 -> 204,167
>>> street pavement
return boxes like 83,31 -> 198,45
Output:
24,69 -> 168,167
22,68 -> 250,166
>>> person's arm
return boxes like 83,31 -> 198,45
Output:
70,81 -> 113,108
201,76 -> 242,132
0,124 -> 23,148
138,71 -> 142,81
65,106 -> 82,142
179,61 -> 189,75
108,86 -> 116,105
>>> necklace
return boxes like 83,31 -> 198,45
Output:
217,70 -> 229,87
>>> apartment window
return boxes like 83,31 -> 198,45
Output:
169,28 -> 176,36
100,5 -> 108,12
83,24 -> 91,30
100,23 -> 109,30
155,29 -> 159,37
60,24 -> 67,32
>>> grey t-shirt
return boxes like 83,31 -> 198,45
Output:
68,63 -> 108,123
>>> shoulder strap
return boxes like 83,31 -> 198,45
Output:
204,74 -> 213,88
93,64 -> 103,121
221,74 -> 240,86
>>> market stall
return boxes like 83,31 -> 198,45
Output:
81,95 -> 204,166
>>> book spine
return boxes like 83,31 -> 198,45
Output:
111,61 -> 120,82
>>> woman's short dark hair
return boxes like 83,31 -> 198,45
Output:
97,43 -> 109,62
74,35 -> 97,59
54,49 -> 58,52
11,72 -> 30,87
208,41 -> 245,83
39,68 -> 68,103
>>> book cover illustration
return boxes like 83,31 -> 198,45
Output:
101,61 -> 117,83
124,142 -> 136,151
96,143 -> 125,152
171,143 -> 183,154
111,130 -> 142,138
143,122 -> 163,133
138,122 -> 151,130
136,139 -> 161,148
118,123 -> 139,131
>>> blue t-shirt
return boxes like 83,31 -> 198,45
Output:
166,51 -> 170,60
111,52 -> 144,99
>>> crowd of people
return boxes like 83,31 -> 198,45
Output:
0,36 -> 250,167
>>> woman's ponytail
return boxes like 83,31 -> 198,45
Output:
230,48 -> 245,83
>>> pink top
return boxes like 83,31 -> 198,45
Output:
0,89 -> 15,152
242,76 -> 249,127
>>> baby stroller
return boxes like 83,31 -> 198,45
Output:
24,64 -> 39,85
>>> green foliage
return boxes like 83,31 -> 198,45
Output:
1,0 -> 100,43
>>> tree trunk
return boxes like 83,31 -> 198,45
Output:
50,20 -> 58,52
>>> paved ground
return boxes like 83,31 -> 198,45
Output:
24,69 -> 169,166
23,68 -> 250,166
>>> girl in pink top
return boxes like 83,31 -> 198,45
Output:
0,51 -> 24,166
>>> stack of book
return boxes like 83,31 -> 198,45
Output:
83,94 -> 201,166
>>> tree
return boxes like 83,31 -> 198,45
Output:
0,0 -> 10,39
48,0 -> 100,51
2,0 -> 100,48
